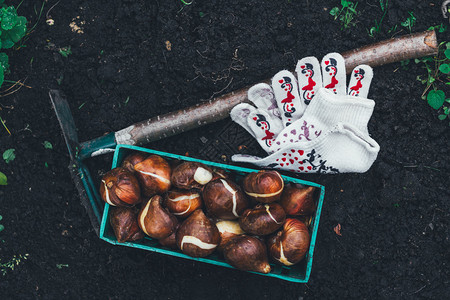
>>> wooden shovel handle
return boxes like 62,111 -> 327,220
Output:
342,30 -> 438,71
115,30 -> 438,146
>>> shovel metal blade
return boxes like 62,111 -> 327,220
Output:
50,90 -> 104,236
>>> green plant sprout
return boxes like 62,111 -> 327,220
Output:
415,40 -> 450,125
329,0 -> 359,30
56,263 -> 69,269
178,0 -> 192,13
368,0 -> 388,37
0,1 -> 27,88
0,253 -> 29,276
0,215 -> 4,232
428,24 -> 448,33
43,141 -> 53,149
58,46 -> 72,58
400,11 -> 416,33
0,115 -> 10,135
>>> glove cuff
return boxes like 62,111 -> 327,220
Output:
232,122 -> 380,174
309,88 -> 375,134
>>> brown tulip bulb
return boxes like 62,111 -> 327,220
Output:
242,170 -> 284,203
159,223 -> 180,249
134,155 -> 172,197
171,162 -> 214,190
215,220 -> 245,252
176,209 -> 220,257
109,206 -> 145,243
121,151 -> 148,173
239,203 -> 286,235
268,218 -> 310,266
223,235 -> 271,274
100,167 -> 141,207
164,190 -> 202,218
202,179 -> 249,220
280,184 -> 316,216
138,195 -> 178,239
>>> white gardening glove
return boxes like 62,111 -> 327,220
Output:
230,53 -> 379,174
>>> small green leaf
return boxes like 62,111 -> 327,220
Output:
439,64 -> 450,74
445,49 -> 450,59
0,224 -> 4,232
43,141 -> 53,149
329,7 -> 340,16
2,148 -> 15,163
1,37 -> 14,49
427,90 -> 446,109
0,52 -> 9,72
0,215 -> 2,221
0,171 -> 7,185
341,0 -> 349,8
1,7 -> 17,31
438,114 -> 447,120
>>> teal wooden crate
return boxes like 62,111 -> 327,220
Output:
99,144 -> 325,283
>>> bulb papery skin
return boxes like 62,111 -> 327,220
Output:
122,152 -> 148,173
171,162 -> 214,190
109,206 -> 145,243
223,235 -> 271,274
280,184 -> 316,216
164,189 -> 202,218
267,218 -> 311,266
215,220 -> 244,252
138,195 -> 178,240
202,179 -> 249,220
176,209 -> 220,257
100,167 -> 141,207
134,155 -> 172,197
239,203 -> 286,235
242,171 -> 284,203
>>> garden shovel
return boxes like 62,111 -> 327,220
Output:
50,30 -> 437,236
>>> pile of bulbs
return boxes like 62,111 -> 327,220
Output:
100,151 -> 316,274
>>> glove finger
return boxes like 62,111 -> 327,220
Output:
272,70 -> 305,127
230,103 -> 260,137
321,52 -> 346,95
247,108 -> 284,153
248,83 -> 282,120
295,56 -> 322,106
347,65 -> 373,98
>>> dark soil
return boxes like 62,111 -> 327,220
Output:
1,0 -> 449,298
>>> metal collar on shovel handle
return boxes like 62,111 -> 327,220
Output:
51,30 -> 437,236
